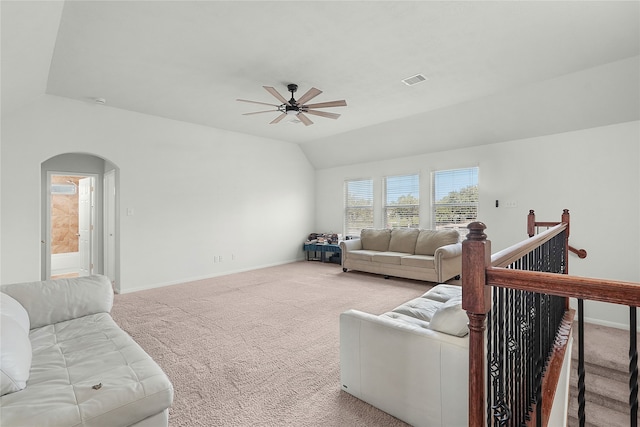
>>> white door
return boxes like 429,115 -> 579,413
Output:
78,177 -> 95,276
104,170 -> 116,284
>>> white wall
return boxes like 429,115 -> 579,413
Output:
1,95 -> 315,292
315,121 -> 640,327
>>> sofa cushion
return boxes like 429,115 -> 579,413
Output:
347,250 -> 379,262
1,312 -> 174,426
388,228 -> 420,254
400,254 -> 435,269
1,293 -> 30,333
360,229 -> 391,252
371,252 -> 410,265
381,311 -> 431,329
415,229 -> 460,256
0,316 -> 32,395
391,297 -> 442,322
428,295 -> 469,337
423,284 -> 463,302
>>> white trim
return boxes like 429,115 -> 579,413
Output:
118,258 -> 304,294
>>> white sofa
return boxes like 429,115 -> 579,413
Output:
340,228 -> 462,283
340,284 -> 469,427
0,275 -> 174,427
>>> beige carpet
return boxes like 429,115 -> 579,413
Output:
111,261 -> 434,426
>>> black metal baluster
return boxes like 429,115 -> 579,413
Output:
528,292 -> 534,422
488,299 -> 494,427
535,293 -> 543,427
494,286 -> 509,425
506,288 -> 513,425
630,306 -> 638,427
578,298 -> 586,427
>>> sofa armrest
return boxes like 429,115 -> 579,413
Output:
340,239 -> 362,252
340,309 -> 469,426
434,243 -> 463,282
0,275 -> 114,329
435,242 -> 462,259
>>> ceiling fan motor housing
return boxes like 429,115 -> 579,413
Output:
284,84 -> 300,114
284,105 -> 300,115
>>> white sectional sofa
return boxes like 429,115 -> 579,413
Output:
0,275 -> 174,427
340,228 -> 462,283
340,284 -> 469,427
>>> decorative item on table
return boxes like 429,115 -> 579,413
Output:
305,233 -> 339,244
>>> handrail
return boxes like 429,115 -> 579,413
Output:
487,268 -> 640,307
491,223 -> 566,268
569,246 -> 588,258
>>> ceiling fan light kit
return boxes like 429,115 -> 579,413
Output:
237,83 -> 347,126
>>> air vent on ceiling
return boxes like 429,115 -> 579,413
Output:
402,74 -> 428,86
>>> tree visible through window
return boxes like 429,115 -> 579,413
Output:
432,167 -> 479,238
344,179 -> 373,236
384,174 -> 419,228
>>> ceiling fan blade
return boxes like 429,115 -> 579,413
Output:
297,113 -> 314,126
270,113 -> 287,124
304,100 -> 347,109
263,86 -> 291,106
296,87 -> 323,106
237,99 -> 280,107
304,110 -> 341,120
242,110 -> 280,116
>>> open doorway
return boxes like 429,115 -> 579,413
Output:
41,153 -> 120,290
49,174 -> 96,279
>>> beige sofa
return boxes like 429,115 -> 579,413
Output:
340,228 -> 462,282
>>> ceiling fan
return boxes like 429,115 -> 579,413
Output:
237,83 -> 347,126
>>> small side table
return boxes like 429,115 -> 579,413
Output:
303,243 -> 341,264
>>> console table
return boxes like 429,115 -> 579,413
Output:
303,243 -> 341,264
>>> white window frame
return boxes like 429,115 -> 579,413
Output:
383,173 -> 420,229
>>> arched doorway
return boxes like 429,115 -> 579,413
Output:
41,153 -> 120,291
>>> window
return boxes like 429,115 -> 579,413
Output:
384,174 -> 419,228
432,167 -> 479,238
344,179 -> 374,236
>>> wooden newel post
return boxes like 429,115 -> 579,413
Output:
462,222 -> 492,427
527,209 -> 536,237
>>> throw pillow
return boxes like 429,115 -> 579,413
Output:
360,229 -> 391,252
415,229 -> 460,255
0,316 -> 32,395
1,292 -> 30,333
428,295 -> 469,337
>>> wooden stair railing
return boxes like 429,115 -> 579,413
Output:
463,209 -> 639,427
527,209 -> 587,259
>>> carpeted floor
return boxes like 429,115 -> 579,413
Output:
111,261 -> 434,426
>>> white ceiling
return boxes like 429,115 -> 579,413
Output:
2,1 -> 639,168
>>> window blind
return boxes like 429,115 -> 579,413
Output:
384,174 -> 419,228
344,179 -> 374,236
432,167 -> 479,238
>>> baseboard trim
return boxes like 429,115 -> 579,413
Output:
118,258 -> 304,294
583,316 -> 640,331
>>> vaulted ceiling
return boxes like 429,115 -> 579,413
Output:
2,1 -> 639,168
